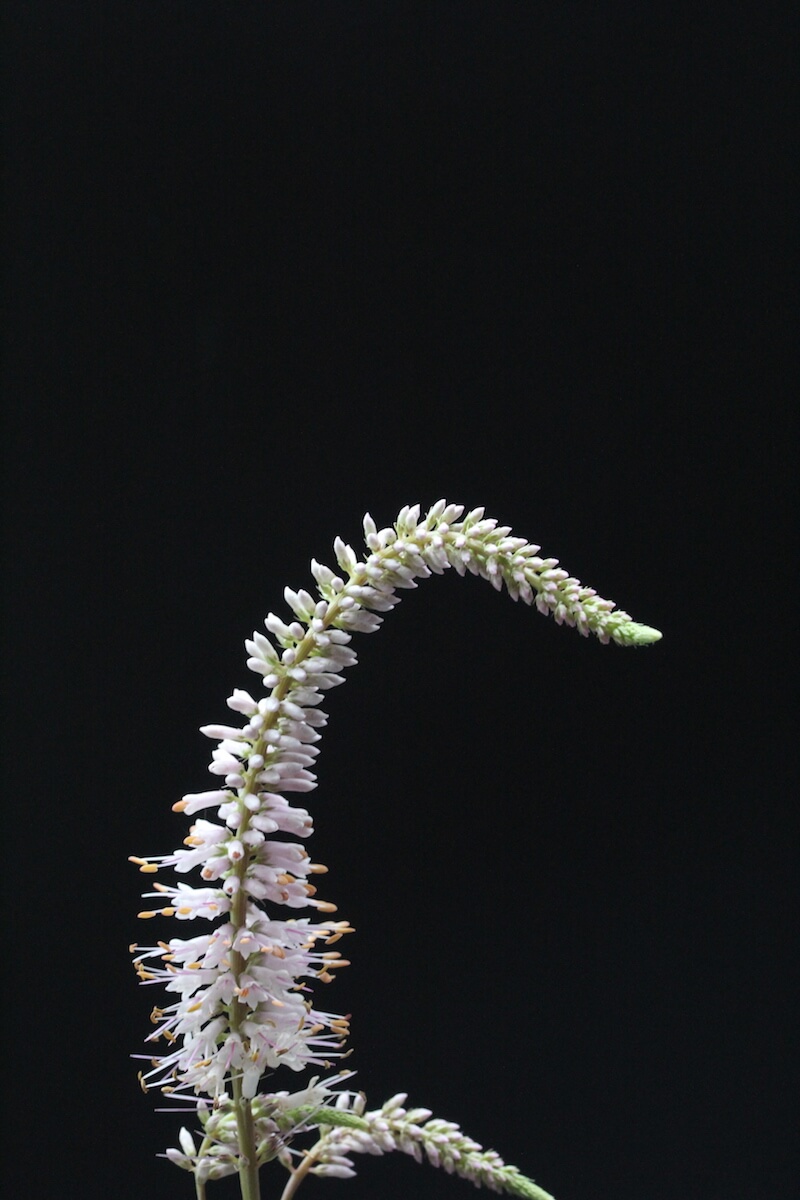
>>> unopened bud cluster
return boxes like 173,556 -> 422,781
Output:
295,1092 -> 557,1200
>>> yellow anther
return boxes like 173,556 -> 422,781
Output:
129,856 -> 159,874
323,920 -> 354,938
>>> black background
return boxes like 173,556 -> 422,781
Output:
4,4 -> 796,1200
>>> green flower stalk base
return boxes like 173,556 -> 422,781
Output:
130,501 -> 661,1199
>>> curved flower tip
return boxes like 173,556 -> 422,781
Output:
615,622 -> 663,646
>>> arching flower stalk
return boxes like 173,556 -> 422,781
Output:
130,500 -> 661,1200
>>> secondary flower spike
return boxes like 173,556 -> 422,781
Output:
130,501 -> 660,1198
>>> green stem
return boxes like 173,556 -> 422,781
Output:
231,1074 -> 261,1200
279,1136 -> 327,1200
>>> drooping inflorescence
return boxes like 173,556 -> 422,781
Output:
277,1091 -> 559,1199
130,501 -> 660,1194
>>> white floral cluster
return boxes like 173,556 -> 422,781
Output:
130,501 -> 659,1180
297,1092 -> 557,1200
163,1077 -> 352,1184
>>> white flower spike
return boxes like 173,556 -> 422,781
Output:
130,502 -> 660,1200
